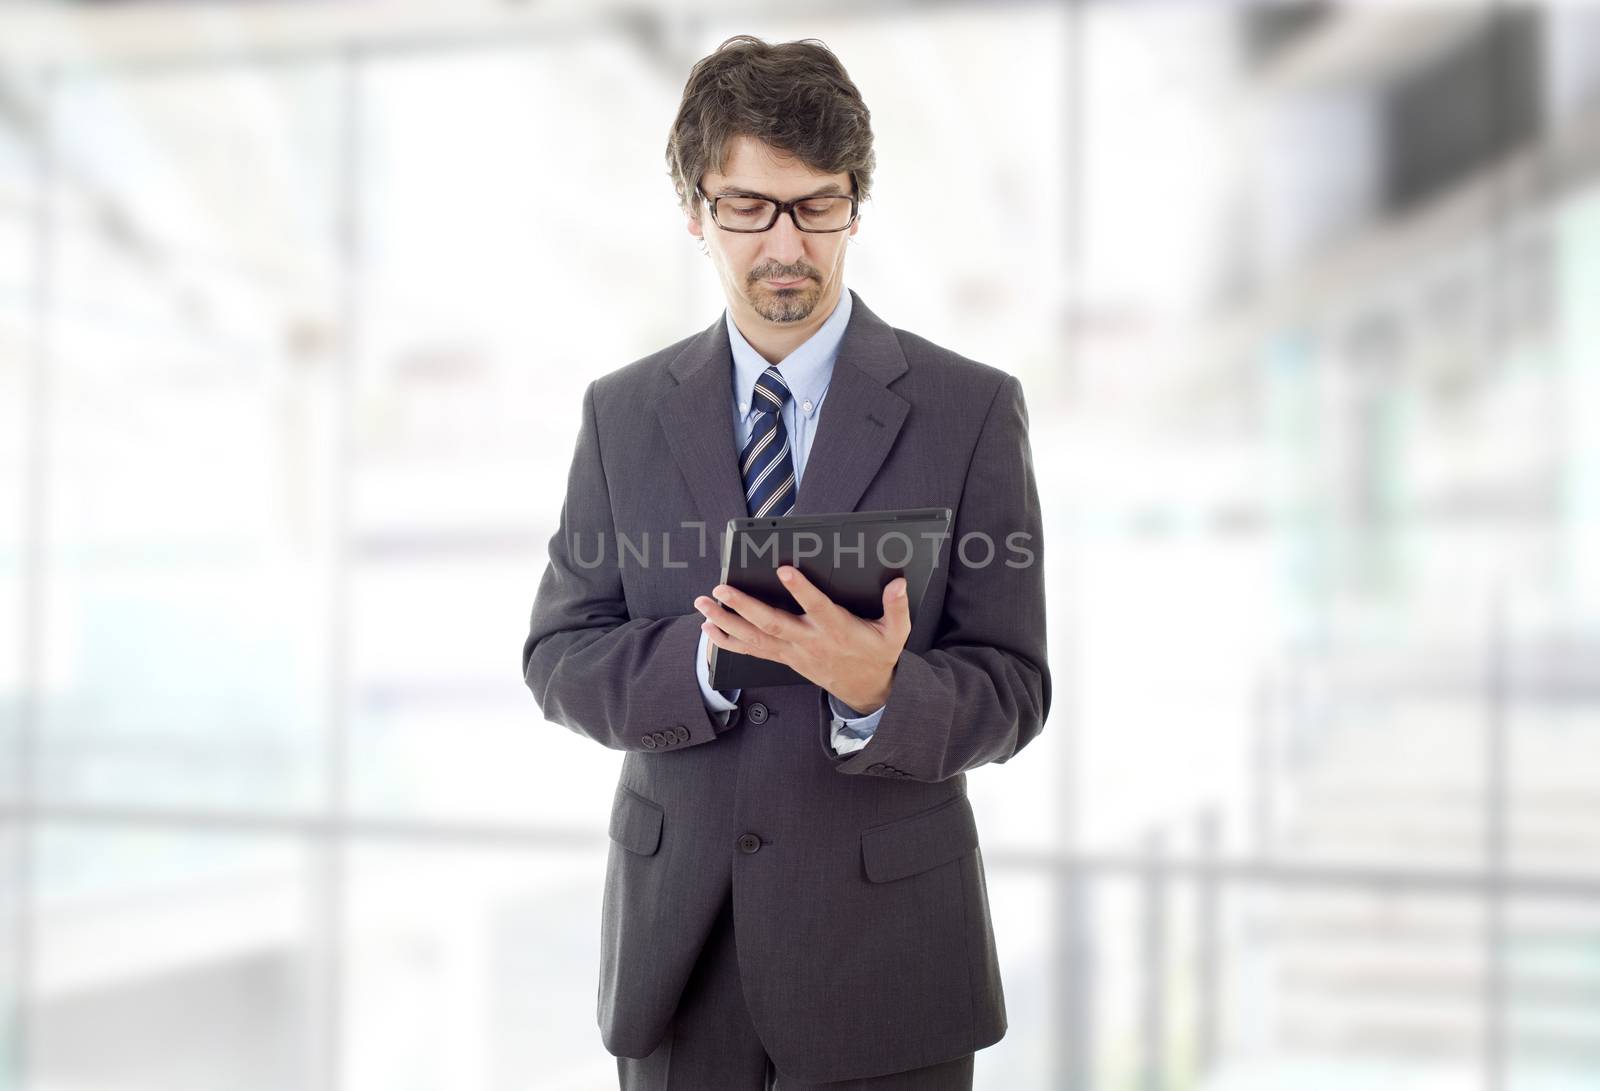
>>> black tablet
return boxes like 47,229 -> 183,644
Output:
708,506 -> 953,690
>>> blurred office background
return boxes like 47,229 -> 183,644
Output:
3,1 -> 1600,1088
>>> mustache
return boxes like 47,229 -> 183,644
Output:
748,266 -> 817,283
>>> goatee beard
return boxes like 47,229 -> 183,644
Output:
749,280 -> 820,323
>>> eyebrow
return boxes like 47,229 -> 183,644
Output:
712,182 -> 848,199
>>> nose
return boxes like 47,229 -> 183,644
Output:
761,208 -> 807,267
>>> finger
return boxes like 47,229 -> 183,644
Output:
880,577 -> 911,640
711,583 -> 803,642
695,594 -> 773,650
702,617 -> 786,664
776,565 -> 842,623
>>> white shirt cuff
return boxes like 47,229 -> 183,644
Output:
827,692 -> 884,755
696,627 -> 741,716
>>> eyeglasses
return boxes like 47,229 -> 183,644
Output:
697,185 -> 859,233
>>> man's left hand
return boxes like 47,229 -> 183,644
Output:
694,566 -> 910,715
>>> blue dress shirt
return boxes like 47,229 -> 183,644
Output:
694,287 -> 886,754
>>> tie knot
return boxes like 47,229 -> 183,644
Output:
753,366 -> 792,413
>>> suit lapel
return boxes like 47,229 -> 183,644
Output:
656,316 -> 749,537
654,288 -> 910,532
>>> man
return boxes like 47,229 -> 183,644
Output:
522,35 -> 1049,1090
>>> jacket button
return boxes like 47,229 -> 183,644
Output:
641,735 -> 657,749
737,833 -> 761,854
673,725 -> 689,743
747,702 -> 769,725
651,730 -> 668,747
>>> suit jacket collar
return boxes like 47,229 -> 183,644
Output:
657,287 -> 911,535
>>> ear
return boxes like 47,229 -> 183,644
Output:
687,214 -> 704,240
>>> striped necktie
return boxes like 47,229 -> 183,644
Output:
741,365 -> 798,518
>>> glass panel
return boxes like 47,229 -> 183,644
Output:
343,841 -> 605,1091
348,555 -> 619,823
1064,875 -> 1497,1090
1505,896 -> 1600,1090
38,64 -> 342,811
1064,0 -> 1328,859
1207,885 -> 1493,1090
348,38 -> 687,823
28,826 -> 314,1091
0,74 -> 32,806
1054,874 -> 1600,1090
1507,598 -> 1600,882
974,869 -> 1054,1090
1507,165 -> 1600,889
0,826 -> 19,1091
1054,0 -> 1600,870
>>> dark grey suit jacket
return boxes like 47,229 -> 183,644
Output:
521,288 -> 1050,1083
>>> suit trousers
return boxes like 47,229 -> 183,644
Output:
616,890 -> 976,1090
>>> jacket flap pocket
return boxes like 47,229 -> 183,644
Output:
609,786 -> 663,856
861,794 -> 977,883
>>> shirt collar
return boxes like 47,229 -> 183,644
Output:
725,286 -> 853,422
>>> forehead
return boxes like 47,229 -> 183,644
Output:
704,135 -> 849,196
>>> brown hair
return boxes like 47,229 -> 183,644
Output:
666,35 -> 876,220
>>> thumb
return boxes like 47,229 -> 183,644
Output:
883,577 -> 909,626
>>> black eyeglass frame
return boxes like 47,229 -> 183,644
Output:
695,185 -> 860,233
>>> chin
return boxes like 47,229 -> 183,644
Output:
749,281 -> 822,323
